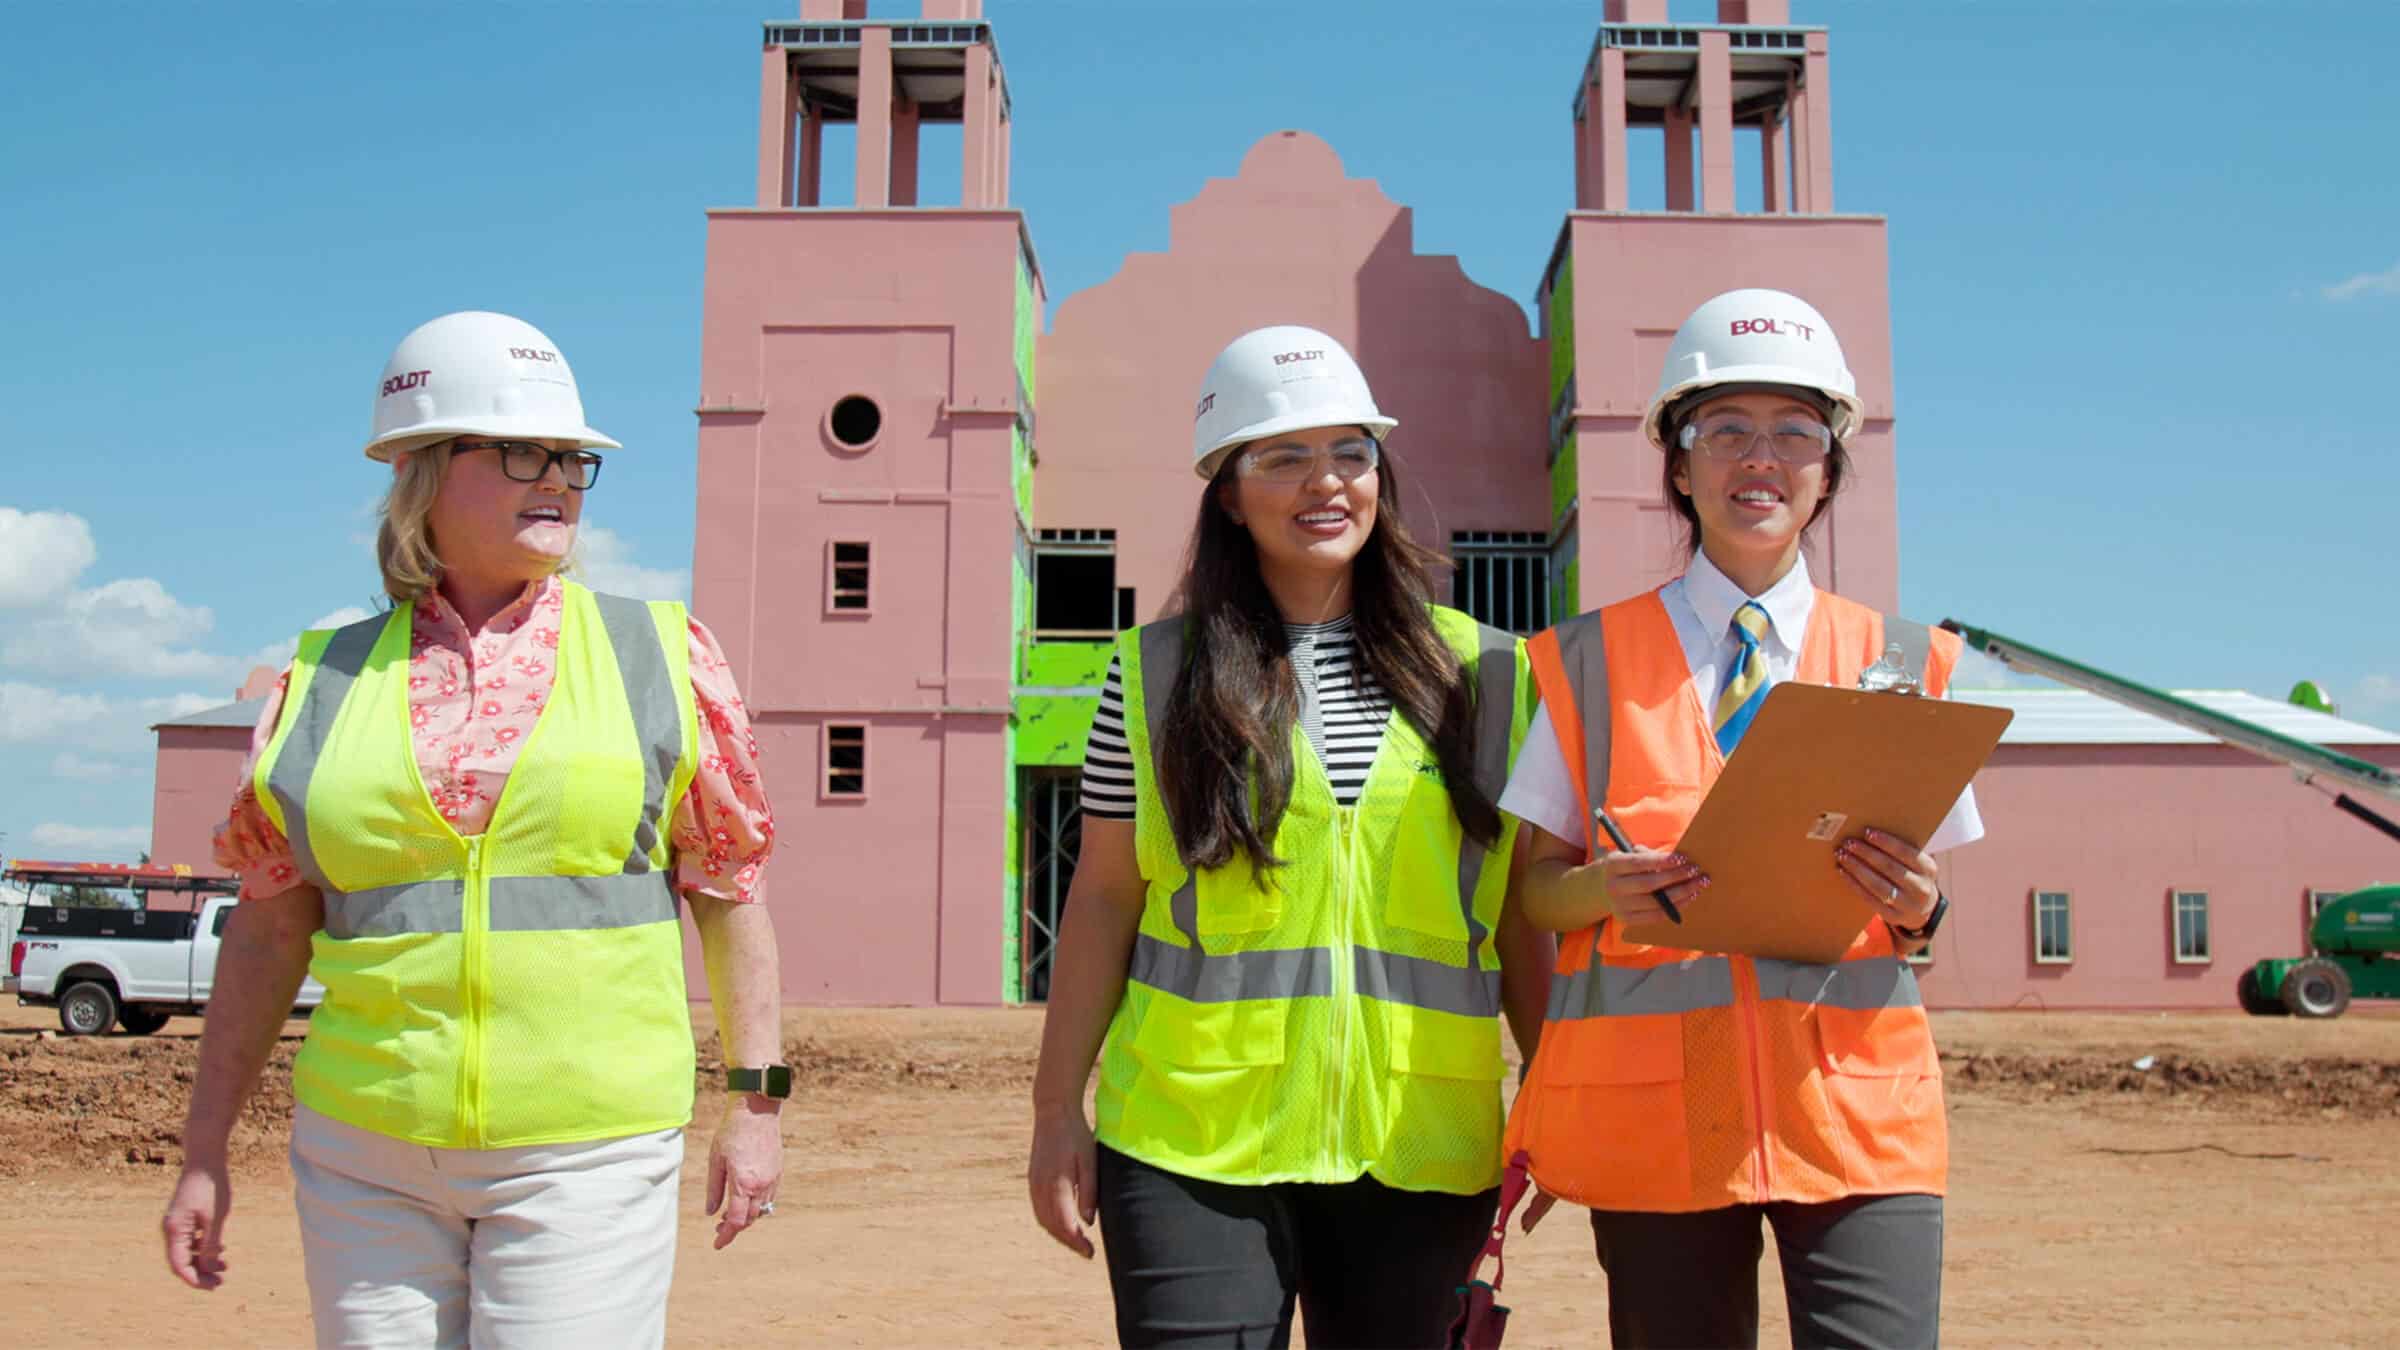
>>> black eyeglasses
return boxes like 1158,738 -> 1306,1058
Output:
453,440 -> 605,490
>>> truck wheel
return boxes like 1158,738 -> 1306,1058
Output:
58,981 -> 120,1036
2281,959 -> 2352,1019
117,1006 -> 171,1036
2235,967 -> 2288,1016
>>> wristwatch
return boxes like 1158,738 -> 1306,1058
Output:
727,1065 -> 793,1099
1892,894 -> 1949,944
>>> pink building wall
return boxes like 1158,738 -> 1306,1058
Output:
1929,744 -> 2400,1009
1038,131 -> 1550,614
149,725 -> 248,875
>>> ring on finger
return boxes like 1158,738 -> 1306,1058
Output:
757,1200 -> 776,1217
1886,882 -> 1901,903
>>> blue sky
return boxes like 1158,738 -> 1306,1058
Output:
4,0 -> 2396,865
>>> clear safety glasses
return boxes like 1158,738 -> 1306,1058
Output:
1238,437 -> 1380,484
1679,412 -> 1832,464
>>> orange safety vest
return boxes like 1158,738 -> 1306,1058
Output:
1503,584 -> 1963,1213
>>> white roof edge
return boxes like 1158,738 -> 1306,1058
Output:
1952,687 -> 2400,748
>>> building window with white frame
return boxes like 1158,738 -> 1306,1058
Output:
823,724 -> 866,798
2033,890 -> 2073,964
2172,890 -> 2210,964
1035,529 -> 1133,639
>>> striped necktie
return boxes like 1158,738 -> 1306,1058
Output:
1713,601 -> 1774,756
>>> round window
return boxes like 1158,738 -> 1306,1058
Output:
829,394 -> 883,450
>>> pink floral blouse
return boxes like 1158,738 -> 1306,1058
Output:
214,577 -> 775,905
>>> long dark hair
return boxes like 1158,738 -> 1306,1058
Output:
1156,447 -> 1503,874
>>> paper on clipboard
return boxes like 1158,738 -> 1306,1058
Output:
1617,683 -> 2013,963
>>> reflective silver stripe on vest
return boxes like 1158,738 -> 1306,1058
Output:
1546,953 -> 1923,1018
1454,621 -> 1518,983
1548,611 -> 1612,829
590,593 -> 683,875
488,872 -> 681,933
319,873 -> 679,939
1127,935 -> 1332,1003
1357,946 -> 1502,1018
1754,955 -> 1924,1011
1546,954 -> 1736,1019
1886,617 -> 1931,692
321,879 -> 466,940
264,614 -> 394,895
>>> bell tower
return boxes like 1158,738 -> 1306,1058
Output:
696,0 -> 1042,1004
1540,0 -> 1897,615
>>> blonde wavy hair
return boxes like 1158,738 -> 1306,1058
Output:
374,440 -> 575,603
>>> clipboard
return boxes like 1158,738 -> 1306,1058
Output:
1618,683 -> 2014,963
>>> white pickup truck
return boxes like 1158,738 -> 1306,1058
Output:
8,896 -> 325,1035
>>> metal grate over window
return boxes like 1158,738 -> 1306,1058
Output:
1451,532 -> 1551,636
830,541 -> 870,611
1020,770 -> 1081,1002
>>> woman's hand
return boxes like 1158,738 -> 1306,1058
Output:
1835,828 -> 1940,933
1027,1103 -> 1099,1259
1597,847 -> 1710,927
705,1099 -> 784,1250
161,1160 -> 231,1290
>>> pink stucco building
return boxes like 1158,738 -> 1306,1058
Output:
138,0 -> 2399,1012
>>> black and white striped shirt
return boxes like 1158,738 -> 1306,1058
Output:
1080,615 -> 1395,818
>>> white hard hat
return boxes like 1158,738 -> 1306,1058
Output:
1641,289 -> 1861,451
1190,325 -> 1397,479
364,311 -> 620,462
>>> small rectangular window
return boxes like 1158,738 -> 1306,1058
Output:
2033,890 -> 2073,964
2309,888 -> 2343,919
212,904 -> 236,937
824,724 -> 867,798
2172,890 -> 2211,964
1035,529 -> 1120,639
828,540 -> 871,613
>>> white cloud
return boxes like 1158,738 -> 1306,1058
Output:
2322,262 -> 2400,302
575,526 -> 690,602
0,681 -> 111,743
25,823 -> 151,859
2354,674 -> 2400,709
0,682 -> 222,751
2,576 -> 225,679
0,508 -> 98,607
50,752 -> 131,782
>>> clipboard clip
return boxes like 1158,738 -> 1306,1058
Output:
1857,643 -> 1921,696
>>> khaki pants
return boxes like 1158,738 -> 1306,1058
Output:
290,1105 -> 684,1349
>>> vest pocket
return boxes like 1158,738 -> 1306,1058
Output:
1383,775 -> 1475,941
1543,1011 -> 1685,1085
1190,872 -> 1284,936
1812,1005 -> 1939,1078
555,753 -> 646,872
1131,996 -> 1289,1069
1389,1008 -> 1504,1082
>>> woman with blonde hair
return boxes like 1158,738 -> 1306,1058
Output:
162,311 -> 787,1347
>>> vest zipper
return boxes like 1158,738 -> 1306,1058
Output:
1324,804 -> 1356,1176
1731,955 -> 1774,1200
459,833 -> 488,1145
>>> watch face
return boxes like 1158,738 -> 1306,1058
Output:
764,1065 -> 792,1098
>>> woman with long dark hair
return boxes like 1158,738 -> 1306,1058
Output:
1026,325 -> 1547,1348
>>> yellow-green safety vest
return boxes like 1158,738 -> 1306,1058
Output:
255,581 -> 700,1149
1094,605 -> 1533,1194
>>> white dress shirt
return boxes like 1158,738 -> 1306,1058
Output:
1496,551 -> 1985,853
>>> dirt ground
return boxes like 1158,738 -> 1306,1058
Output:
5,1000 -> 2397,1348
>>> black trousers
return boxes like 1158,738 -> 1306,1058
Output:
1589,1194 -> 1944,1350
1095,1143 -> 1498,1350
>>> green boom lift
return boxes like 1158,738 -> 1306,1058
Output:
1941,621 -> 2400,1019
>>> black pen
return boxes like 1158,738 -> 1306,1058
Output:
1593,805 -> 1683,924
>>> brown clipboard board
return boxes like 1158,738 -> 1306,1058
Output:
1618,683 -> 2014,963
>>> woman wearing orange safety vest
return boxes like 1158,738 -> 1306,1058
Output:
1500,289 -> 1981,1349
1026,325 -> 1547,1348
